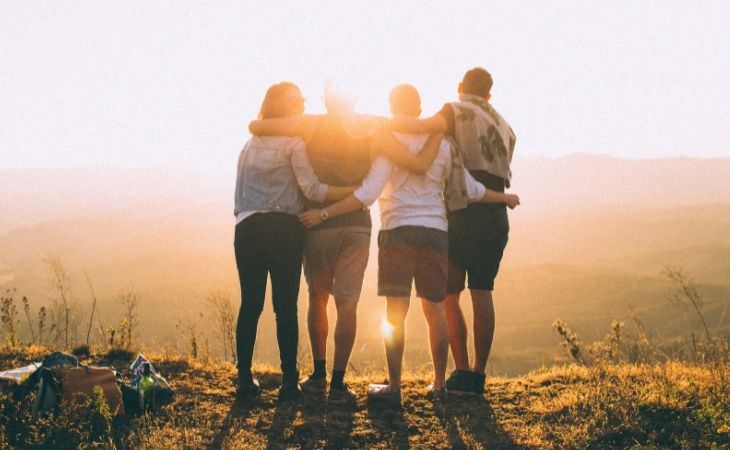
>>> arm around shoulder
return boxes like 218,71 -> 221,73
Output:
390,114 -> 448,134
248,115 -> 320,140
372,131 -> 444,174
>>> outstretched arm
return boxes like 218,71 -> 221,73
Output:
371,131 -> 444,174
249,115 -> 321,142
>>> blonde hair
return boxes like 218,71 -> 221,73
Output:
258,82 -> 300,119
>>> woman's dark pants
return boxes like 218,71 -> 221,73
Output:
234,212 -> 304,383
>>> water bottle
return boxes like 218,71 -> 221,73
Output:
139,362 -> 155,412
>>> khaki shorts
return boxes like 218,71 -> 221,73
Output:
303,226 -> 371,302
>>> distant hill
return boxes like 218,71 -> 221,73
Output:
2,154 -> 729,231
511,153 -> 730,214
0,166 -> 231,233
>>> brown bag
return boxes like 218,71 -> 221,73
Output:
51,366 -> 125,415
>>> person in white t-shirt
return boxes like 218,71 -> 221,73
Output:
297,85 -> 519,402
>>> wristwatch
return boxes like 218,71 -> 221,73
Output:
319,209 -> 329,221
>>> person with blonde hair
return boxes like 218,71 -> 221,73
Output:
233,82 -> 355,401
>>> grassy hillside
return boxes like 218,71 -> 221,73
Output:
1,348 -> 728,449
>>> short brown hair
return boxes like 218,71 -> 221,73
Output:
258,82 -> 300,119
389,84 -> 421,117
461,67 -> 493,97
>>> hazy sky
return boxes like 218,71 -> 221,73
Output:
2,1 -> 729,171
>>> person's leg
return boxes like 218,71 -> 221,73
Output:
420,298 -> 449,389
470,289 -> 495,374
466,211 -> 508,393
329,298 -> 358,403
269,216 -> 305,387
234,218 -> 268,389
330,226 -> 369,386
444,292 -> 470,371
445,213 -> 479,394
302,229 -> 337,381
446,210 -> 474,374
384,296 -> 410,391
411,227 -> 449,394
307,291 -> 329,377
370,227 -> 412,399
332,299 -> 357,373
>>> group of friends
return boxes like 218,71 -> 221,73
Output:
233,67 -> 519,404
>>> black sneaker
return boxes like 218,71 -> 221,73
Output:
445,370 -> 476,396
279,376 -> 302,401
473,372 -> 486,396
328,383 -> 357,405
300,375 -> 328,394
236,375 -> 260,401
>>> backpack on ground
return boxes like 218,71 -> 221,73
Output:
32,364 -> 124,418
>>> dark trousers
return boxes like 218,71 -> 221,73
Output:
234,212 -> 304,381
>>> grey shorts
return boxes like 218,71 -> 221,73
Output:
378,226 -> 448,302
303,226 -> 371,302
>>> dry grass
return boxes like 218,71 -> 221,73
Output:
1,349 -> 728,449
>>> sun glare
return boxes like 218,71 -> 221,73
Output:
380,319 -> 395,340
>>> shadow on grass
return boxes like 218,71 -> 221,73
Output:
439,395 -> 523,449
366,399 -> 410,449
207,372 -> 283,449
207,397 -> 260,449
265,399 -> 300,450
324,398 -> 358,449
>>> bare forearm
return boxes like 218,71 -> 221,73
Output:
324,195 -> 364,218
480,190 -> 521,209
391,115 -> 448,134
480,189 -> 506,204
324,185 -> 357,201
297,194 -> 365,228
373,131 -> 443,174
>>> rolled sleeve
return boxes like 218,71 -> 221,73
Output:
290,140 -> 328,202
464,169 -> 487,203
353,156 -> 391,207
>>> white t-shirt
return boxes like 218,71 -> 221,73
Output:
353,133 -> 486,232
